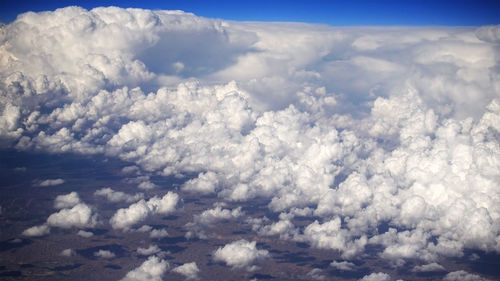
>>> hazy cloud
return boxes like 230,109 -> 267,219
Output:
35,178 -> 65,187
94,187 -> 144,203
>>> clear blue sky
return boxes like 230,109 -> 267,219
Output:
1,0 -> 499,26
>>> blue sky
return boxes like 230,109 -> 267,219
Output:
1,0 -> 499,26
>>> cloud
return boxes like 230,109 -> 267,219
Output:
60,248 -> 75,257
1,6 -> 499,272
185,204 -> 243,239
307,268 -> 326,280
54,191 -> 81,209
150,228 -> 169,238
35,178 -> 65,187
110,192 -> 179,230
330,260 -> 356,271
213,239 -> 269,271
22,224 -> 50,237
94,187 -> 144,203
172,262 -> 200,280
358,272 -> 392,281
137,245 -> 162,256
411,262 -> 445,272
120,256 -> 169,281
77,230 -> 94,238
47,203 -> 98,229
443,271 -> 492,281
94,249 -> 116,259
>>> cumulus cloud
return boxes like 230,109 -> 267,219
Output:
330,260 -> 356,271
23,193 -> 98,236
172,262 -> 200,280
150,228 -> 169,239
47,203 -> 98,229
22,224 -> 50,237
213,240 -> 269,271
54,191 -> 81,209
358,272 -> 392,281
94,187 -> 144,203
110,192 -> 179,230
411,262 -> 445,272
60,248 -> 75,257
121,256 -> 169,281
35,178 -> 65,187
94,249 -> 116,259
185,204 -> 243,239
77,230 -> 94,238
1,6 -> 499,273
443,270 -> 492,281
137,245 -> 162,256
307,268 -> 326,280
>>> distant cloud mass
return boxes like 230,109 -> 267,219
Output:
1,6 -> 499,279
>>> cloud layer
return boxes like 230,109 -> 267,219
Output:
2,6 -> 499,272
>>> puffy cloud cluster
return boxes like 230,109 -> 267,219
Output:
358,273 -> 392,281
2,6 -> 499,269
121,256 -> 169,281
46,203 -> 98,228
94,187 -> 144,203
443,271 -> 492,281
23,192 -> 98,236
213,240 -> 269,271
110,192 -> 179,230
22,224 -> 50,237
94,249 -> 115,259
60,248 -> 75,257
172,262 -> 200,280
185,203 -> 243,239
137,244 -> 162,256
54,191 -> 81,209
330,260 -> 356,271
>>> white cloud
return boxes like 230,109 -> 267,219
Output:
110,192 -> 179,230
22,224 -> 50,237
47,203 -> 98,229
411,262 -> 445,272
443,270 -> 492,281
307,268 -> 326,280
213,239 -> 269,271
358,272 -> 392,281
120,256 -> 169,281
137,245 -> 162,256
1,6 -> 499,273
60,248 -> 75,257
94,249 -> 115,259
54,192 -> 81,209
185,204 -> 243,239
330,260 -> 356,271
150,228 -> 169,238
77,230 -> 94,238
94,187 -> 144,203
35,178 -> 65,187
172,262 -> 200,280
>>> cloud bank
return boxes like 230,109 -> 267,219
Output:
2,6 -> 499,270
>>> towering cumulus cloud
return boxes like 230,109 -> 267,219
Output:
1,6 -> 499,272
